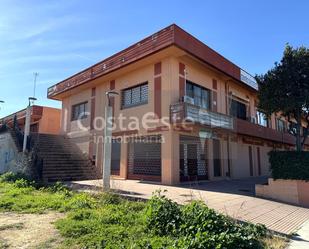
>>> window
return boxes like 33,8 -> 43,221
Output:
230,99 -> 247,120
71,102 -> 88,121
186,81 -> 211,109
122,82 -> 148,108
276,118 -> 286,132
257,111 -> 268,127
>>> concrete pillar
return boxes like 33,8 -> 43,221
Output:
221,139 -> 228,178
119,141 -> 128,179
208,139 -> 214,180
94,132 -> 103,174
23,106 -> 31,152
161,130 -> 179,185
102,106 -> 112,190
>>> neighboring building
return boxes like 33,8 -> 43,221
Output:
0,105 -> 61,135
0,130 -> 19,173
47,24 -> 309,185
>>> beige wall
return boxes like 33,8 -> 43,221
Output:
38,107 -> 61,135
256,178 -> 309,208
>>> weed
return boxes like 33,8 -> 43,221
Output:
0,222 -> 24,231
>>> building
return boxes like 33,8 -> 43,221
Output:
0,105 -> 61,174
47,24 -> 308,185
0,105 -> 61,135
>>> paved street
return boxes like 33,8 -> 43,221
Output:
69,177 -> 309,236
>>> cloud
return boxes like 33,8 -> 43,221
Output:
0,15 -> 80,42
0,0 -> 83,42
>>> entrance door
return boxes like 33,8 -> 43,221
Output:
187,144 -> 198,178
180,135 -> 208,181
127,136 -> 161,181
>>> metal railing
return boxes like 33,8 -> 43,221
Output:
170,102 -> 234,130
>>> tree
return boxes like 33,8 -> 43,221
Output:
256,44 -> 309,151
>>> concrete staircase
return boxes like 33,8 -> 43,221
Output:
7,127 -> 23,152
30,133 -> 100,182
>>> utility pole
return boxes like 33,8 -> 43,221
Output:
23,72 -> 38,152
102,91 -> 118,190
33,72 -> 39,99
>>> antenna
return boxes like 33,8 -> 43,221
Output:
33,72 -> 39,98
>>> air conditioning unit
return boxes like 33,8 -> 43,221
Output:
181,95 -> 194,105
247,116 -> 256,124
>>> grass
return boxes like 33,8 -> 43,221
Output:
261,236 -> 289,249
0,172 -> 288,249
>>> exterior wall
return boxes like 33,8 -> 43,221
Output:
61,89 -> 93,155
38,107 -> 61,134
57,52 -> 294,184
60,57 -> 178,177
177,57 -> 273,180
229,139 -> 272,179
0,131 -> 18,173
231,141 -> 250,178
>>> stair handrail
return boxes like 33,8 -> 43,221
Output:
12,115 -> 24,150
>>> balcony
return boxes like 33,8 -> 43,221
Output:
235,118 -> 307,145
170,102 -> 234,130
170,102 -> 308,146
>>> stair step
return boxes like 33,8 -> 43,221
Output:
27,133 -> 100,182
43,166 -> 96,171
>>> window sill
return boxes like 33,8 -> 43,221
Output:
71,116 -> 88,122
121,101 -> 148,110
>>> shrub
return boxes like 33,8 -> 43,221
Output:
269,151 -> 309,180
49,181 -> 68,192
47,181 -> 72,197
67,193 -> 97,210
145,190 -> 182,236
145,195 -> 267,249
178,202 -> 266,249
13,179 -> 36,189
180,201 -> 233,235
0,172 -> 29,183
99,191 -> 123,205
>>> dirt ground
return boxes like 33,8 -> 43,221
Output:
0,212 -> 64,249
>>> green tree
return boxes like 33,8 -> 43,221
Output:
256,45 -> 309,151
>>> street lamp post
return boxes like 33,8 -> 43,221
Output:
0,100 -> 4,111
23,97 -> 37,153
102,91 -> 119,190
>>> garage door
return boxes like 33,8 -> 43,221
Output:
127,136 -> 161,181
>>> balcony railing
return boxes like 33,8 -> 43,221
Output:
170,102 -> 234,130
235,118 -> 309,146
170,102 -> 308,146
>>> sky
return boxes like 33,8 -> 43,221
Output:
0,0 -> 308,117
